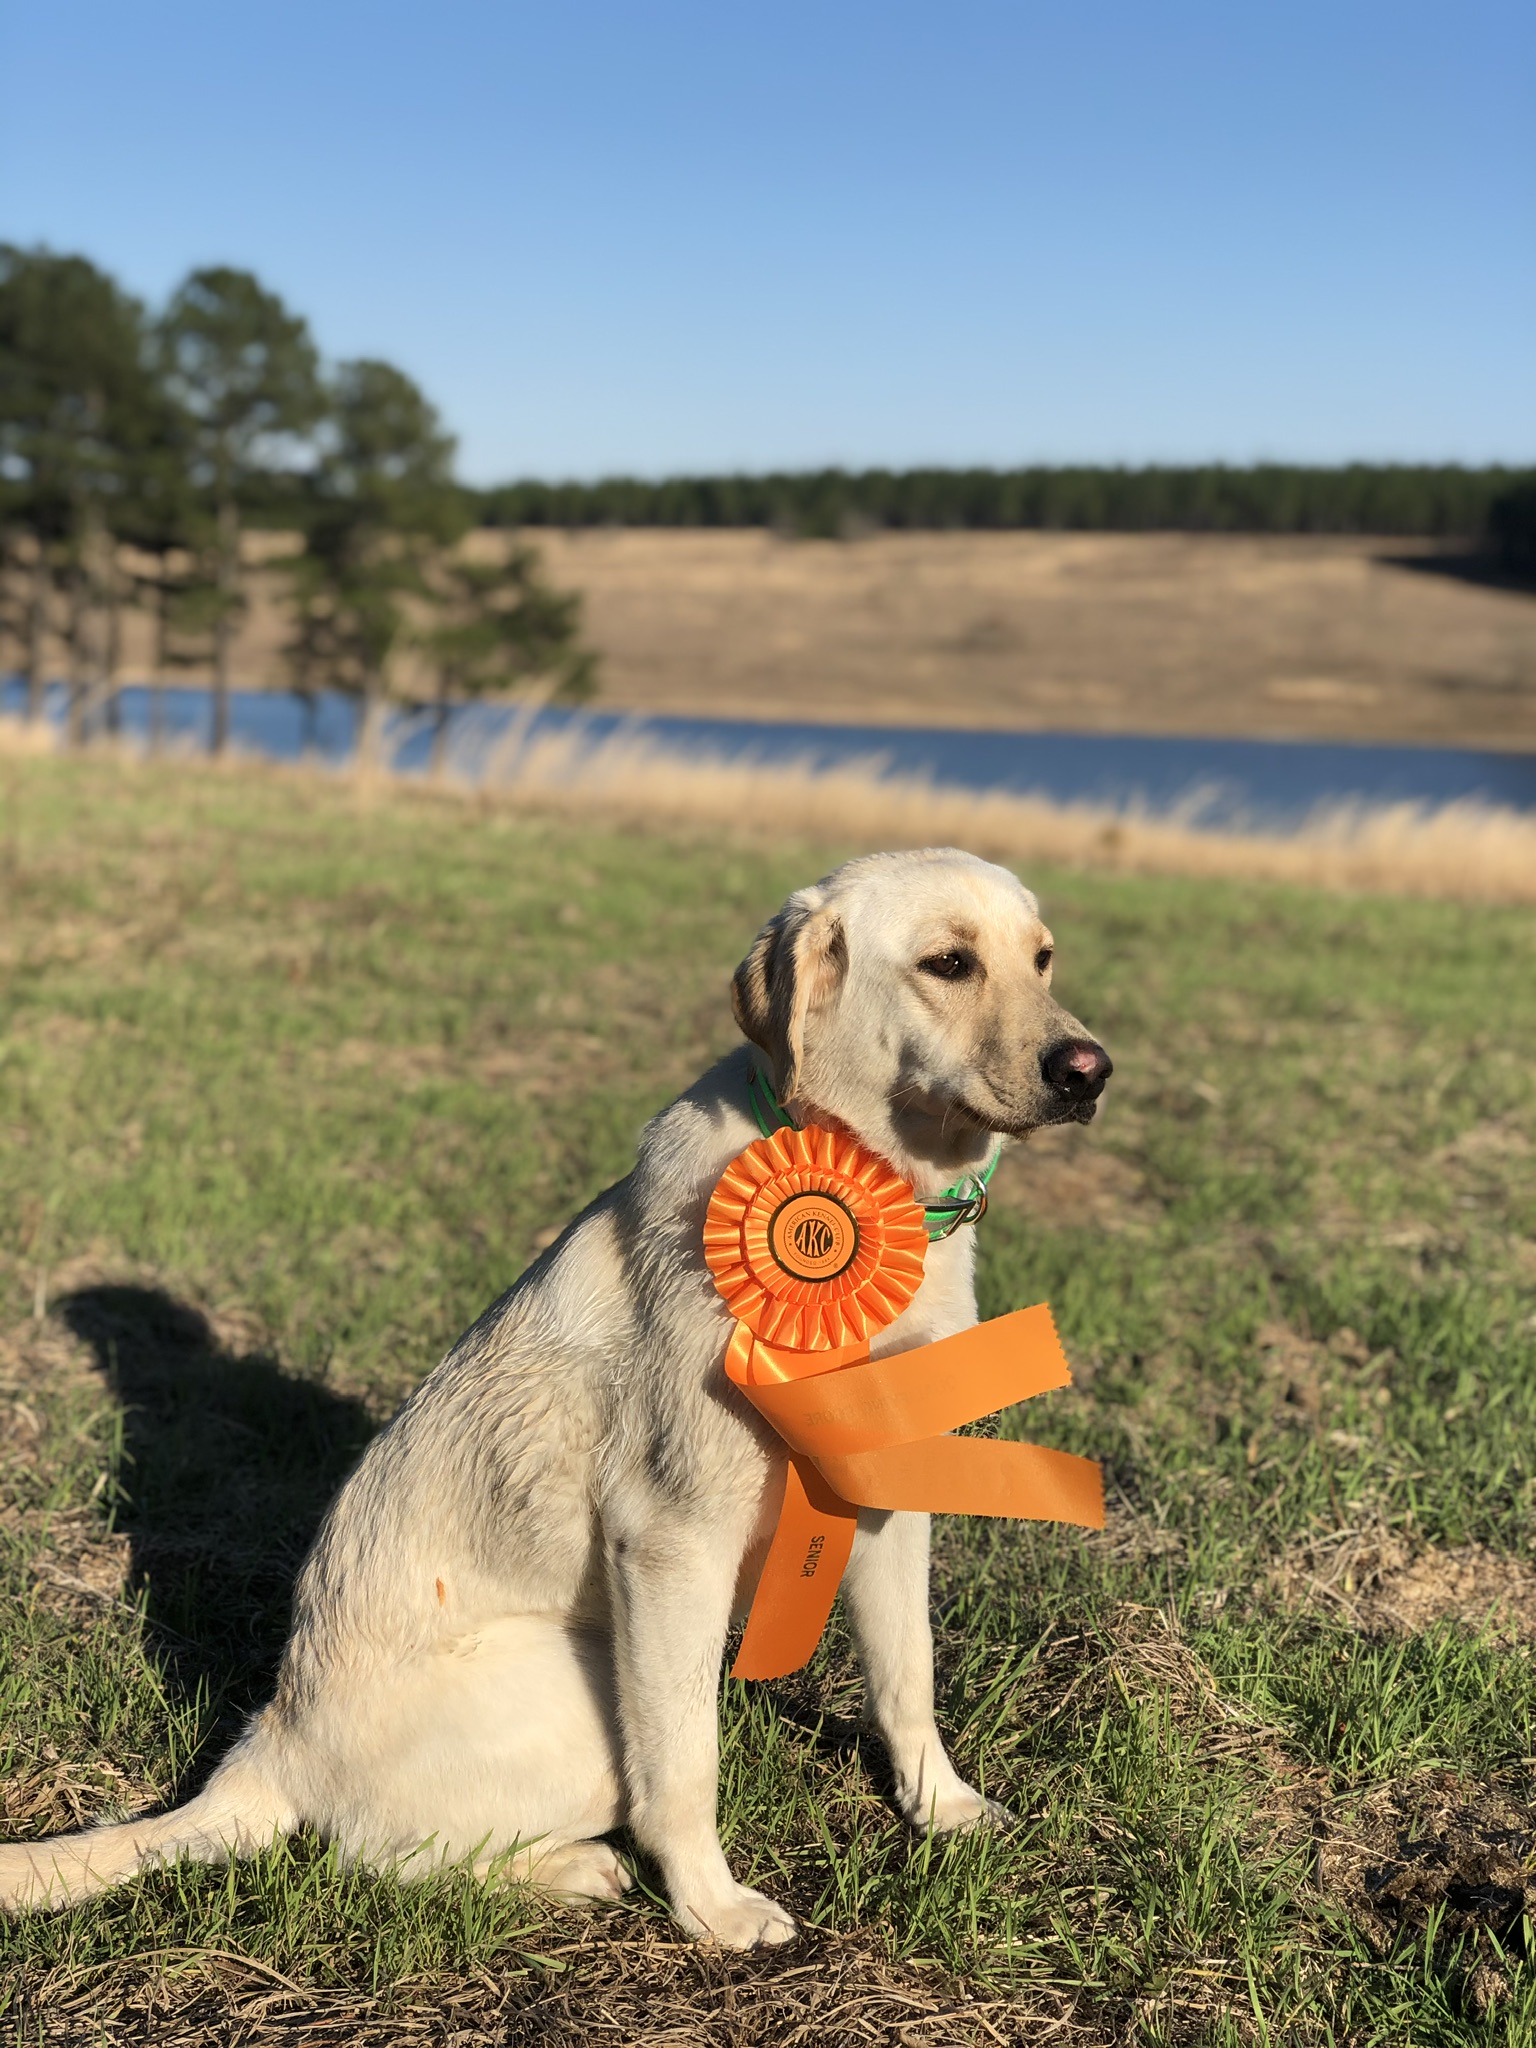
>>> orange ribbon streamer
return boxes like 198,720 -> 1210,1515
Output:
705,1126 -> 1104,1680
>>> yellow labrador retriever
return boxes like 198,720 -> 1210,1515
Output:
0,848 -> 1110,1946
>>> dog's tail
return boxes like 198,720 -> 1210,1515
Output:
0,1715 -> 298,1913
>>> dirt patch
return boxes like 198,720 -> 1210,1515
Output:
990,1126 -> 1154,1234
1224,1321 -> 1396,1462
1430,1117 -> 1536,1230
1365,1549 -> 1536,1640
1252,1320 -> 1336,1427
1436,1118 -> 1533,1165
1319,1773 -> 1536,2016
1274,1523 -> 1536,1642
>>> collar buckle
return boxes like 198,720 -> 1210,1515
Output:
922,1175 -> 990,1241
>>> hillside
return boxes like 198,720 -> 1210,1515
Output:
38,530 -> 1536,750
524,530 -> 1536,748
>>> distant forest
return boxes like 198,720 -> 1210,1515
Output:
481,464 -> 1536,545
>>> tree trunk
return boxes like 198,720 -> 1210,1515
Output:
24,544 -> 51,726
212,498 -> 240,757
430,679 -> 453,779
301,692 -> 320,758
356,677 -> 387,774
65,556 -> 90,748
102,546 -> 123,738
149,570 -> 168,755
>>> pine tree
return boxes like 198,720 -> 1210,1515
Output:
419,545 -> 595,776
0,245 -> 156,732
286,359 -> 463,769
158,268 -> 322,753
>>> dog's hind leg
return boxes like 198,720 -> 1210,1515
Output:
519,1836 -> 634,1902
309,1614 -> 627,1884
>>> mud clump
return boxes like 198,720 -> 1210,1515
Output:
1320,1773 -> 1536,2017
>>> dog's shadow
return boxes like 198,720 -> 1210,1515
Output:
56,1285 -> 376,1719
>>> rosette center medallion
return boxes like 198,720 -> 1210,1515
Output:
768,1192 -> 858,1280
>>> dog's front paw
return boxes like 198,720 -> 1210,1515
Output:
904,1780 -> 1014,1836
677,1881 -> 797,1949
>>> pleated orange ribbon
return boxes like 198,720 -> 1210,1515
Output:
705,1124 -> 1105,1680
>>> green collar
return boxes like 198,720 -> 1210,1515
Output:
747,1064 -> 996,1242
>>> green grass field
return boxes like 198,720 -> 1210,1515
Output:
2,755 -> 1535,2046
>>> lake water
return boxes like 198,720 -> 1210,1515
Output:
5,676 -> 1534,833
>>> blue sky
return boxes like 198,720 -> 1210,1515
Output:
4,1 -> 1531,482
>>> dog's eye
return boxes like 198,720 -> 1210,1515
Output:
918,951 -> 976,982
1035,947 -> 1054,975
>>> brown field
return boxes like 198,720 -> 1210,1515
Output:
522,530 -> 1536,748
20,529 -> 1536,749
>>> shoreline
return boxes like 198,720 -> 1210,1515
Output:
7,713 -> 1536,908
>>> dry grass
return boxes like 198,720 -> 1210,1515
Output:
470,721 -> 1536,907
0,717 -> 56,759
517,529 -> 1536,747
16,1925 -> 1053,2048
10,707 -> 1536,905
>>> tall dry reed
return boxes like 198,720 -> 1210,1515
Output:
470,720 -> 1536,907
7,708 -> 1535,906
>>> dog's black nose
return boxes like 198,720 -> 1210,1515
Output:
1041,1038 -> 1113,1103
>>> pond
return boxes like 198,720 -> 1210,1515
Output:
5,678 -> 1534,832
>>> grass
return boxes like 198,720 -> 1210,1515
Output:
1,752 -> 1535,2044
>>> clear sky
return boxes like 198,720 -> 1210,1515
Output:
3,1 -> 1531,482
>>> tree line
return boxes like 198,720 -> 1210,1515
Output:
7,242 -> 1531,765
482,462 -> 1536,547
0,246 -> 594,762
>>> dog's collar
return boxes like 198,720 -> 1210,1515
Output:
747,1064 -> 996,1242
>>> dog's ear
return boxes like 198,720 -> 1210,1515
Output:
731,899 -> 848,1103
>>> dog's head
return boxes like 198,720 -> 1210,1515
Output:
732,849 -> 1111,1183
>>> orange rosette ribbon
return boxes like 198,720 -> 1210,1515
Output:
704,1123 -> 929,1363
706,1125 -> 1104,1681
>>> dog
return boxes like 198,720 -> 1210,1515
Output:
0,847 -> 1111,1947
